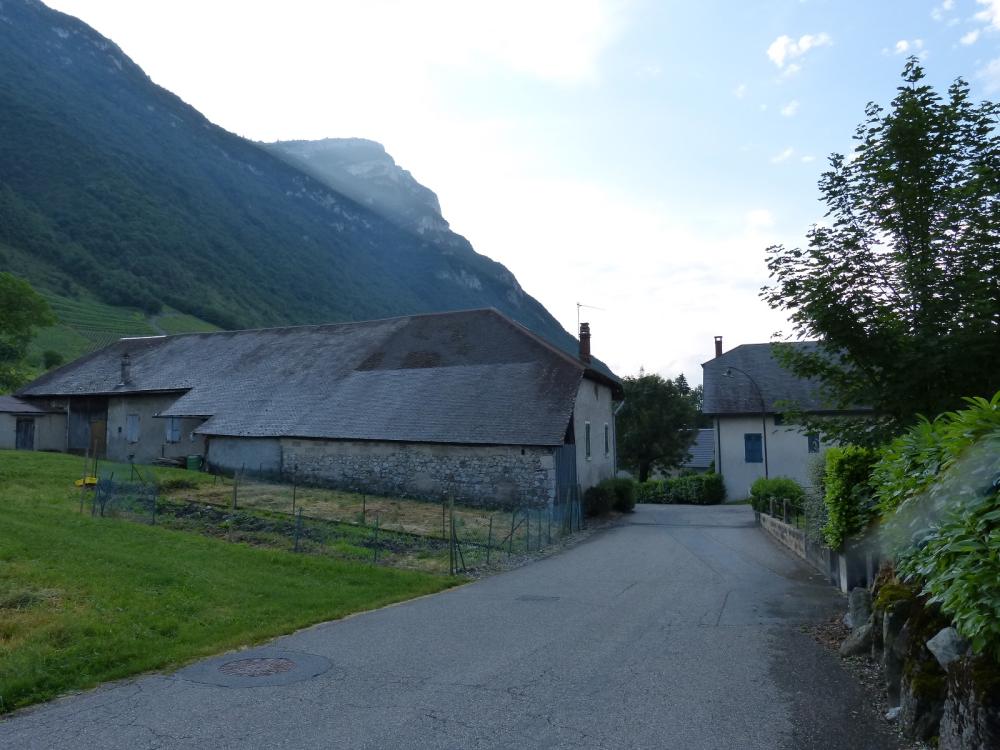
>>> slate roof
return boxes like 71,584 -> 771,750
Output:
18,308 -> 621,446
682,428 -> 715,470
701,342 -> 847,415
0,395 -> 59,414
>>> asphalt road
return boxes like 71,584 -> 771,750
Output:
1,503 -> 898,749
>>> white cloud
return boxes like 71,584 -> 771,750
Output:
976,0 -> 1000,30
961,29 -> 981,45
770,147 -> 795,163
978,57 -> 1000,92
932,0 -> 956,21
734,83 -> 748,99
745,209 -> 775,229
766,32 -> 832,69
893,38 -> 924,55
780,100 -> 799,117
800,155 -> 816,163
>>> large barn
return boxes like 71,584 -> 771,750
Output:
14,309 -> 622,507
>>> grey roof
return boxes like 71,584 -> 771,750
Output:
19,309 -> 620,446
0,395 -> 59,414
701,342 -> 848,415
682,428 -> 715,469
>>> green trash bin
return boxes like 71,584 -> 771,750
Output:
186,455 -> 203,471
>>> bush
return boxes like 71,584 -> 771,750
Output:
878,392 -> 1000,660
605,478 -> 637,513
749,476 -> 805,514
635,473 -> 726,505
874,393 -> 1000,516
636,479 -> 667,503
822,446 -> 878,549
583,483 -> 614,517
803,453 -> 829,545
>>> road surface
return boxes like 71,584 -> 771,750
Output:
1,503 -> 897,749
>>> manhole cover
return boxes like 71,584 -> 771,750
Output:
177,648 -> 332,687
218,657 -> 296,677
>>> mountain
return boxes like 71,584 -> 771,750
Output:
264,139 -> 451,237
0,0 -> 576,357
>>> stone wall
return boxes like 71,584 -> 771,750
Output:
281,438 -> 556,508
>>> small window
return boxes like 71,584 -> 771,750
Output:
744,433 -> 763,463
773,413 -> 784,426
585,421 -> 592,460
807,434 -> 820,454
126,414 -> 140,444
604,423 -> 610,456
165,417 -> 181,443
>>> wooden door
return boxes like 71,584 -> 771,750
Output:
15,418 -> 35,450
90,419 -> 107,458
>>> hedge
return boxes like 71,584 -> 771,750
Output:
821,445 -> 878,550
636,473 -> 725,505
584,478 -> 637,516
749,476 -> 804,515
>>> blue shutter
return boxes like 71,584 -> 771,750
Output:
744,433 -> 763,463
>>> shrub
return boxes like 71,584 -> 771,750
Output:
605,478 -> 637,513
636,479 -> 667,503
749,476 -> 805,514
803,453 -> 829,545
822,445 -> 878,549
877,392 -> 1000,660
874,392 -> 1000,516
666,473 -> 726,505
583,483 -> 614,517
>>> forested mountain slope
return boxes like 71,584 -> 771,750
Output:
0,0 -> 574,355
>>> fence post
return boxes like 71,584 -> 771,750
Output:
486,515 -> 493,566
547,506 -> 552,545
508,511 -> 516,556
232,471 -> 239,511
294,507 -> 302,552
150,489 -> 157,526
526,509 -> 530,553
362,494 -> 367,525
373,512 -> 380,564
442,499 -> 447,538
291,467 -> 297,516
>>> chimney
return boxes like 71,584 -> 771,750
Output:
119,352 -> 132,386
579,322 -> 591,364
714,335 -> 723,358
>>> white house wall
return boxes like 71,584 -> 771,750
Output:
206,437 -> 282,475
716,415 -> 831,500
573,378 -> 616,491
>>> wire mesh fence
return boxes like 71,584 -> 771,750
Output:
80,467 -> 585,575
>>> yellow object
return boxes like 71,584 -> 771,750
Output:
74,476 -> 98,487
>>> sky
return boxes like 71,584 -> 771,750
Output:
45,0 -> 1000,383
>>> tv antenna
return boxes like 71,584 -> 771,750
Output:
576,302 -> 606,328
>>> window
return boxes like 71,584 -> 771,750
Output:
604,423 -> 610,456
807,433 -> 820,454
165,417 -> 181,443
585,421 -> 592,460
744,433 -> 763,463
126,414 -> 140,444
773,413 -> 784,426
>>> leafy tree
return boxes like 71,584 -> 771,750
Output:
0,273 -> 55,392
617,371 -> 699,481
762,60 -> 1000,445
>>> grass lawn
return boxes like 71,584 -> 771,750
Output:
0,451 -> 460,713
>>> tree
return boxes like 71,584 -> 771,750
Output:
762,60 -> 1000,446
617,372 -> 700,481
0,272 -> 55,392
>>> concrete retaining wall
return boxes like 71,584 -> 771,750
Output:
757,512 -> 870,592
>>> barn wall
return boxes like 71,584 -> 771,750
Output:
0,412 -> 66,451
106,394 -> 206,463
281,438 -> 556,508
206,437 -> 283,475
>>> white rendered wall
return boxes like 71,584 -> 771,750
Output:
573,378 -> 616,491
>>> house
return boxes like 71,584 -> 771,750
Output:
0,396 -> 65,451
14,309 -> 622,507
679,428 -> 715,474
701,336 -> 858,499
